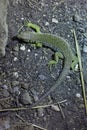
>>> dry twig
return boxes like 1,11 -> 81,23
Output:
73,29 -> 87,114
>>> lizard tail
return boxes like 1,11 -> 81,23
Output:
31,58 -> 72,108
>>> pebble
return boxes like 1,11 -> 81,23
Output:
52,18 -> 58,23
38,74 -> 47,80
51,105 -> 60,112
31,89 -> 39,101
38,108 -> 44,117
13,86 -> 20,95
73,14 -> 82,22
19,91 -> 32,105
76,93 -> 81,98
83,44 -> 87,53
2,84 -> 8,90
21,17 -> 24,20
45,21 -> 49,26
66,75 -> 71,79
20,45 -> 26,51
13,44 -> 19,52
20,83 -> 29,89
13,72 -> 19,78
3,89 -> 9,97
74,64 -> 79,71
13,57 -> 18,61
35,53 -> 38,57
27,49 -> 31,52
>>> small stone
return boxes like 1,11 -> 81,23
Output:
35,53 -> 38,57
51,105 -> 60,112
2,84 -> 8,89
27,49 -> 31,52
76,93 -> 81,98
13,57 -> 18,61
38,74 -> 47,80
13,87 -> 20,95
67,35 -> 70,38
20,45 -> 26,51
38,108 -> 44,117
83,45 -> 87,53
74,64 -> 79,71
66,76 -> 71,79
73,14 -> 82,22
13,44 -> 19,52
13,72 -> 19,78
21,17 -> 24,20
21,83 -> 29,89
68,88 -> 71,91
31,89 -> 39,101
20,91 -> 32,105
52,18 -> 58,23
45,22 -> 49,26
3,89 -> 9,97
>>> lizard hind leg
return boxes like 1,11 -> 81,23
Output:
48,52 -> 63,70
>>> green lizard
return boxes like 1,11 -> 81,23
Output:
19,21 -> 65,68
17,31 -> 78,107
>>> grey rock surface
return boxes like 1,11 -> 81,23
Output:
0,0 -> 9,56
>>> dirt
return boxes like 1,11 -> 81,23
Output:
0,0 -> 87,130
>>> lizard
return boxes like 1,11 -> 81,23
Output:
17,31 -> 78,108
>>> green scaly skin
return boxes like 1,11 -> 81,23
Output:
17,31 -> 75,108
